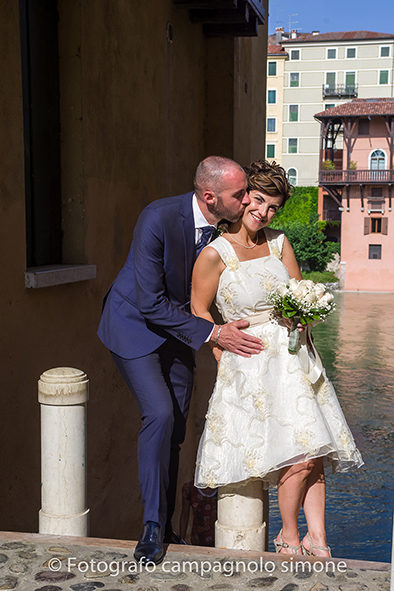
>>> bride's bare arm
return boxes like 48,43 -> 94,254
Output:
191,247 -> 263,358
191,247 -> 224,361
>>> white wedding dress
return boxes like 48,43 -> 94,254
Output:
194,228 -> 363,489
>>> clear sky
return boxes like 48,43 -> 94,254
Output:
268,0 -> 394,35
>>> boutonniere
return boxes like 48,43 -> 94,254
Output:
215,221 -> 229,238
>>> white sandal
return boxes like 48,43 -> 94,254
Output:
274,529 -> 304,555
302,532 -> 332,557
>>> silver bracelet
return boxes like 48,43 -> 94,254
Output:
214,325 -> 222,345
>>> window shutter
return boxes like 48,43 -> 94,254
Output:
363,218 -> 370,235
382,217 -> 388,235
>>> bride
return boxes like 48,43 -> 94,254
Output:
191,160 -> 363,556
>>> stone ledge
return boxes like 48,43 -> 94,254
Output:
25,264 -> 96,288
0,530 -> 389,591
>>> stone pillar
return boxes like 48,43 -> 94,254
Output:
339,261 -> 347,290
215,481 -> 267,551
38,367 -> 89,536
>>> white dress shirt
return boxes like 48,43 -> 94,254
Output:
192,193 -> 216,341
192,193 -> 217,244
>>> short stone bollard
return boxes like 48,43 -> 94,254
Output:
215,480 -> 268,551
38,367 -> 89,536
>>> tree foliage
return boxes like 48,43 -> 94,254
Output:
270,187 -> 339,272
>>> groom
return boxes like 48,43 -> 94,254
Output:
98,156 -> 262,563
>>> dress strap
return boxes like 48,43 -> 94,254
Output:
206,236 -> 240,269
263,228 -> 285,260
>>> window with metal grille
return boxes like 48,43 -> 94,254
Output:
368,244 -> 381,259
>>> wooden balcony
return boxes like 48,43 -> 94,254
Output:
320,169 -> 394,184
173,0 -> 265,35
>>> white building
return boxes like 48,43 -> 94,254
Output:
266,30 -> 394,186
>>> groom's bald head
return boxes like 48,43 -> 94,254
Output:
193,156 -> 249,224
194,156 -> 245,197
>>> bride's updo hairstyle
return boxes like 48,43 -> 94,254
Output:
244,160 -> 293,208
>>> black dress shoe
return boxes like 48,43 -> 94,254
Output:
164,530 -> 187,545
134,521 -> 164,564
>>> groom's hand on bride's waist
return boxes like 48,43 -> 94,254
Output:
210,321 -> 263,357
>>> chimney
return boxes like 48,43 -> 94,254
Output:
291,29 -> 297,39
312,30 -> 320,35
276,26 -> 284,43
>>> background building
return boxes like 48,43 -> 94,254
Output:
266,41 -> 287,165
266,29 -> 394,186
315,98 -> 394,291
0,0 -> 268,539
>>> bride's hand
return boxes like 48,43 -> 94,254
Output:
282,317 -> 304,332
211,345 -> 223,364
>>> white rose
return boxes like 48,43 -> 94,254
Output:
320,292 -> 334,306
303,292 -> 315,305
292,283 -> 309,300
313,283 -> 326,299
288,278 -> 299,290
277,283 -> 288,297
302,279 -> 314,289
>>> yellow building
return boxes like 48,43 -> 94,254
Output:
266,42 -> 288,167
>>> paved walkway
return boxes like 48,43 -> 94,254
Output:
0,531 -> 390,590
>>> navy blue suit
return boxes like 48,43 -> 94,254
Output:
98,192 -> 213,530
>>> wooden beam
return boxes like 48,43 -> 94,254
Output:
190,5 -> 249,24
322,185 -> 342,206
204,15 -> 258,36
174,1 -> 238,8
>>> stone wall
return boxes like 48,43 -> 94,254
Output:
0,0 -> 268,538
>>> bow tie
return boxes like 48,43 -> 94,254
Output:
195,226 -> 215,258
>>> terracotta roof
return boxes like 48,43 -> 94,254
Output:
282,30 -> 394,43
268,44 -> 287,55
315,98 -> 394,119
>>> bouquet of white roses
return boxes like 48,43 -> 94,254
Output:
268,278 -> 335,352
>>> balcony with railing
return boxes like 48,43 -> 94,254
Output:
322,84 -> 358,99
320,169 -> 394,184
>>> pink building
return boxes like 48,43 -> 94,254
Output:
315,98 -> 394,291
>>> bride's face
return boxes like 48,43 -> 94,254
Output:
242,190 -> 283,231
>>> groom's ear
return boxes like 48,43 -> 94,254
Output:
203,190 -> 217,206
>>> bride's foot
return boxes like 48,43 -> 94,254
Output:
274,529 -> 303,555
302,532 -> 331,557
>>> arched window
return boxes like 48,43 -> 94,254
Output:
370,149 -> 386,170
287,168 -> 297,185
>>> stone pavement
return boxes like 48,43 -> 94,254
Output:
0,531 -> 390,591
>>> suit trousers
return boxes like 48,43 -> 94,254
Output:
112,339 -> 194,530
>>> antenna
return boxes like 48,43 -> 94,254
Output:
288,13 -> 299,34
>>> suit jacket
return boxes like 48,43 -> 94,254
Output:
98,192 -> 214,359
